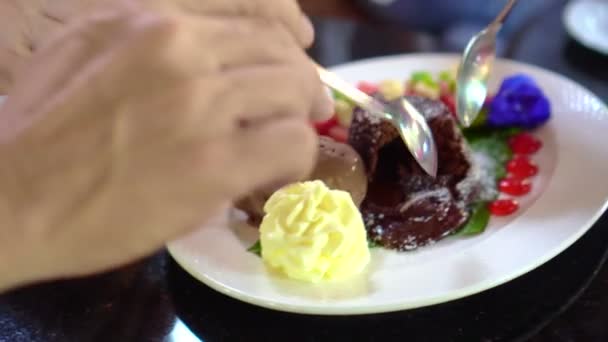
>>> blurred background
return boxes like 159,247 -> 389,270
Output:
298,0 -> 607,99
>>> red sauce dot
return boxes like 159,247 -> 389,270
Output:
489,199 -> 519,216
313,116 -> 338,135
508,133 -> 542,154
328,125 -> 349,143
498,177 -> 532,196
507,156 -> 539,178
357,81 -> 378,95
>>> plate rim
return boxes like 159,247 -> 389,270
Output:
168,52 -> 608,315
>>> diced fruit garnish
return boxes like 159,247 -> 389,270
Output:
438,70 -> 453,82
357,81 -> 378,95
508,133 -> 542,154
498,177 -> 532,196
328,125 -> 349,143
438,71 -> 456,94
440,94 -> 456,117
412,82 -> 440,100
378,80 -> 405,101
404,88 -> 417,96
335,99 -> 354,127
489,199 -> 519,216
410,71 -> 436,87
313,116 -> 338,135
507,156 -> 539,178
438,81 -> 451,96
331,89 -> 348,102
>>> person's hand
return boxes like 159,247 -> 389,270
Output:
0,0 -> 314,92
0,0 -> 332,290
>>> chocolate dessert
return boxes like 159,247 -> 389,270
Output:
349,95 -> 482,250
236,136 -> 368,225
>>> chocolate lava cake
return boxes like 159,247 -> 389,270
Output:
348,95 -> 482,251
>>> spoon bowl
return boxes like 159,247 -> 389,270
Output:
456,0 -> 518,127
316,65 -> 438,177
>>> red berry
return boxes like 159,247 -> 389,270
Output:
440,95 -> 456,117
313,116 -> 338,135
509,133 -> 542,155
498,177 -> 532,196
507,156 -> 539,178
489,199 -> 519,216
328,126 -> 349,143
357,81 -> 378,95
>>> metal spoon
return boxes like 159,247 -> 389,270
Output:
316,65 -> 438,177
456,0 -> 519,127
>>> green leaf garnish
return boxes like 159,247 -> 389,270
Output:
456,203 -> 491,236
463,127 -> 520,180
247,240 -> 262,257
368,239 -> 380,248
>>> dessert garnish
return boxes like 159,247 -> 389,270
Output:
241,67 -> 552,259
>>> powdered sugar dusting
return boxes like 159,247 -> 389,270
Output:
399,188 -> 451,213
470,151 -> 500,201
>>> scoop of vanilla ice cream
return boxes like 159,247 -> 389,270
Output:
259,180 -> 370,283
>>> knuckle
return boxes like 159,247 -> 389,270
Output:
137,14 -> 182,42
77,10 -> 135,42
133,14 -> 187,71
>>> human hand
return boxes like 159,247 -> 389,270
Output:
0,0 -> 331,290
0,0 -> 314,93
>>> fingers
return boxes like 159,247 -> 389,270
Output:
172,0 -> 313,47
160,15 -> 305,74
206,62 -> 330,128
211,117 -> 318,198
122,65 -> 331,150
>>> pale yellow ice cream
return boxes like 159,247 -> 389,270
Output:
259,180 -> 370,283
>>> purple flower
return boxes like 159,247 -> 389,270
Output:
487,74 -> 551,129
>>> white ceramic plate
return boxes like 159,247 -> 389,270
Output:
564,0 -> 608,54
168,53 -> 608,315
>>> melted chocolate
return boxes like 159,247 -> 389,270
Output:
349,96 -> 481,251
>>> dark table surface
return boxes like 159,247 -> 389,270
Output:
1,1 -> 607,341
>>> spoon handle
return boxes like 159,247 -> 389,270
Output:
315,65 -> 390,120
493,0 -> 519,25
315,63 -> 438,177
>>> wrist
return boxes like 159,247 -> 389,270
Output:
0,124 -> 32,292
0,190 -> 28,292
